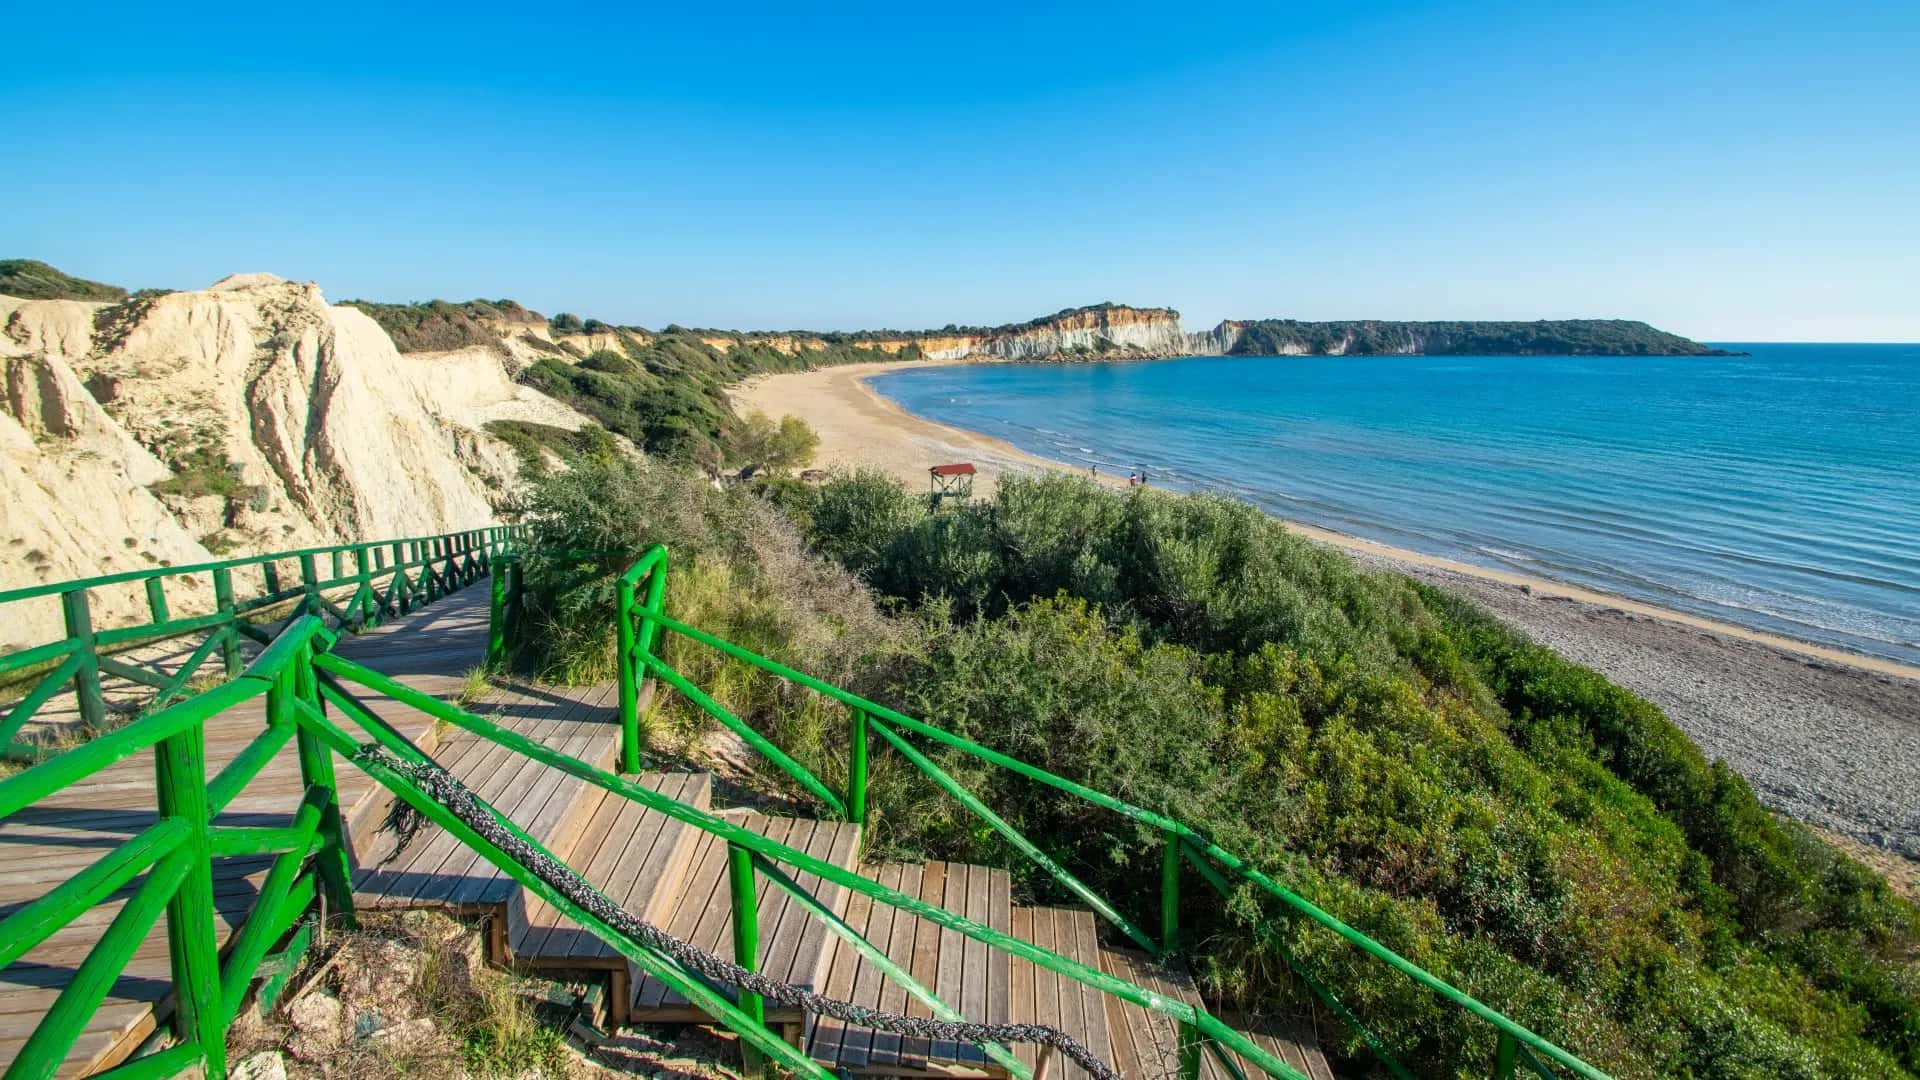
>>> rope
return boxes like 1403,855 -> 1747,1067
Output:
353,745 -> 1126,1080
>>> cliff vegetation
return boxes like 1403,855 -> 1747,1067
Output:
0,259 -> 129,302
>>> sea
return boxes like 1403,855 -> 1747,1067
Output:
867,345 -> 1920,667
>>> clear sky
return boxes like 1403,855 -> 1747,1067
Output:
6,2 -> 1916,340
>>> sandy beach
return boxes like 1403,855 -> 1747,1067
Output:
735,360 -> 1920,864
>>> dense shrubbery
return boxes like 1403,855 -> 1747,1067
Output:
800,472 -> 1918,1078
519,332 -> 892,464
513,457 -> 907,767
341,297 -> 542,352
0,258 -> 127,301
517,459 -> 1917,1078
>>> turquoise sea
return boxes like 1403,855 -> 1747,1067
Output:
868,345 -> 1920,666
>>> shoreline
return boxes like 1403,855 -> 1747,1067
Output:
734,359 -> 1920,860
737,358 -> 1920,685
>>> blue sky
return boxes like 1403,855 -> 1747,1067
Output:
6,2 -> 1916,340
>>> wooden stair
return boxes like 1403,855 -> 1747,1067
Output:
503,771 -> 712,1023
805,862 -> 1333,1080
629,811 -> 863,1038
349,677 -> 624,951
1100,948 -> 1332,1080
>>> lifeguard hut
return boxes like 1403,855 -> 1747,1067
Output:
929,462 -> 976,507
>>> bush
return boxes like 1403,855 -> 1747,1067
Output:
0,258 -> 126,301
783,471 -> 1920,1079
513,456 -> 914,791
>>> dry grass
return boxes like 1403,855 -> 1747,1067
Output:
235,910 -> 586,1078
455,665 -> 494,710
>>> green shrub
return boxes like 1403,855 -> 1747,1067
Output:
781,471 -> 1920,1079
0,258 -> 126,301
513,457 -> 913,782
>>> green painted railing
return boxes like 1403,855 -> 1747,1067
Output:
0,609 -> 1328,1079
0,526 -> 524,760
614,544 -> 1608,1080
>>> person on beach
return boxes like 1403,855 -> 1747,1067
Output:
1128,471 -> 1138,486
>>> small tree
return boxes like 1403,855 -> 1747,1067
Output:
769,415 -> 819,471
549,312 -> 585,333
724,410 -> 818,474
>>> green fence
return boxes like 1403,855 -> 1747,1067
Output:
614,545 -> 1609,1080
0,527 -> 522,760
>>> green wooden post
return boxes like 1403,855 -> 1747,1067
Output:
144,577 -> 170,624
1162,828 -> 1181,956
291,645 -> 355,923
615,576 -> 641,774
1179,1020 -> 1202,1080
213,568 -> 241,676
727,843 -> 765,1078
298,554 -> 320,618
60,589 -> 106,731
1494,1032 -> 1518,1080
848,708 -> 869,829
507,558 -> 524,640
486,567 -> 510,670
262,559 -> 281,595
154,718 -> 227,1077
354,547 -> 375,629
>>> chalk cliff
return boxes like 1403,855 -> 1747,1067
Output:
0,275 -> 597,649
905,305 -> 1188,361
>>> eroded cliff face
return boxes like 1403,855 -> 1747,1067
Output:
906,306 -> 1190,361
0,274 -> 595,649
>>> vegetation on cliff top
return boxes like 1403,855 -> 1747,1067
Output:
1226,318 -> 1730,356
0,259 -> 128,302
514,460 -> 1917,1080
339,297 -> 544,352
517,334 -> 894,465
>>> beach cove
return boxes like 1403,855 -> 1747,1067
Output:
734,358 -> 1920,873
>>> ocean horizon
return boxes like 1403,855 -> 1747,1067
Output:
868,344 -> 1920,667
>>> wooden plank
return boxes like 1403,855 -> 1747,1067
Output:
1010,906 -> 1037,1074
806,859 -> 880,1067
955,863 -> 991,1065
866,861 -> 923,1067
633,825 -> 729,1010
784,818 -> 859,994
1068,911 -> 1111,1080
839,861 -> 903,1067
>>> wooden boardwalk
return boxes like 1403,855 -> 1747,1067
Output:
2,579 -> 1333,1079
0,585 -> 493,1075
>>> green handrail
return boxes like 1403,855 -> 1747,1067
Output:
611,545 -> 1610,1080
1,525 -> 524,757
308,639 -> 1310,1080
0,615 -> 352,1079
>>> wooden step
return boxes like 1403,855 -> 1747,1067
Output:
1098,948 -> 1333,1080
629,812 -> 862,1034
350,677 -> 623,933
807,865 -> 1121,1080
504,771 -> 712,1014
